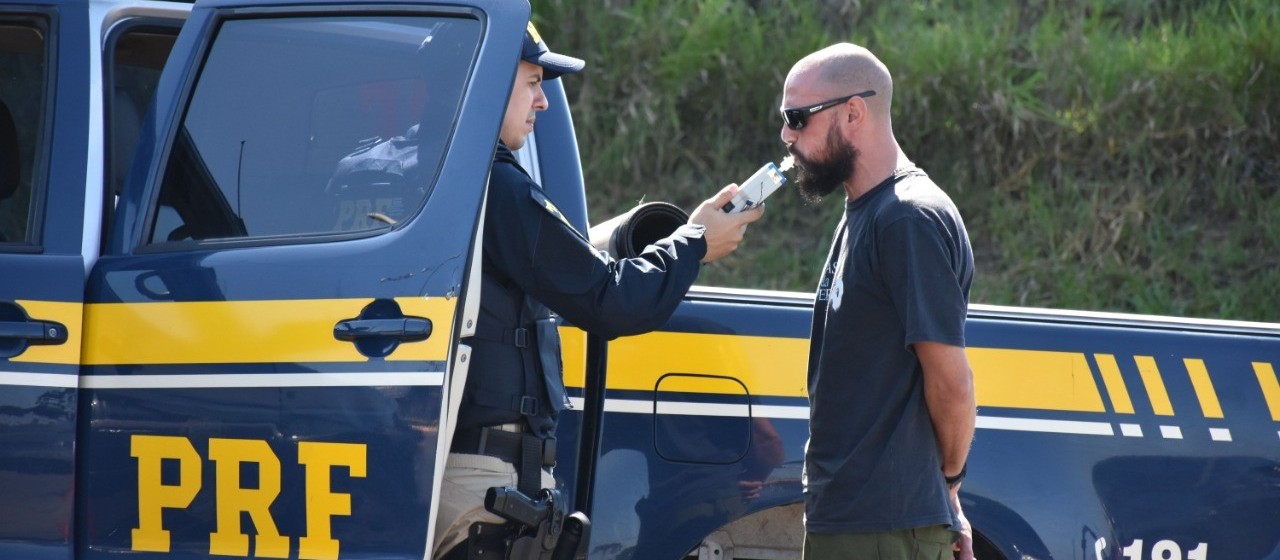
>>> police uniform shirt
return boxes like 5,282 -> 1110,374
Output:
457,143 -> 708,438
804,166 -> 974,534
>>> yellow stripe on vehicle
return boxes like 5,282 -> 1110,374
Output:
1093,354 -> 1135,414
11,300 -> 84,365
657,374 -> 746,396
596,331 -> 810,397
1134,356 -> 1175,416
969,348 -> 1105,412
1184,358 -> 1223,419
82,297 -> 453,365
560,327 -> 587,389
1255,362 -> 1280,422
590,331 -> 1110,414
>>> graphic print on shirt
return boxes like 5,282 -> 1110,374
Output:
817,220 -> 847,310
817,259 -> 838,304
827,226 -> 849,311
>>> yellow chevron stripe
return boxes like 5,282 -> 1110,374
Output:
1134,356 -> 1175,416
11,300 -> 84,365
82,297 -> 453,365
1183,358 -> 1223,419
1254,362 -> 1280,422
1093,354 -> 1135,414
969,348 -> 1105,412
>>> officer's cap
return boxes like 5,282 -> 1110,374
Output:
521,22 -> 584,80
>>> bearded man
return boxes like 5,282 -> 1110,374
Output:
779,43 -> 978,560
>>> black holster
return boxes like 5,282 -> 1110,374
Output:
468,486 -> 590,560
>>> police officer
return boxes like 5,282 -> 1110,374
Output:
432,22 -> 765,560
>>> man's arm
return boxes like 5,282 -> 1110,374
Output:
915,340 -> 975,478
917,340 -> 976,559
486,166 -> 761,340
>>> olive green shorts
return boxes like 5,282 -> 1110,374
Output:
802,526 -> 956,560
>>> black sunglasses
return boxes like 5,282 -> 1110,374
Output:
780,90 -> 876,130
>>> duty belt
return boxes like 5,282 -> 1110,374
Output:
470,324 -> 531,348
455,426 -> 556,496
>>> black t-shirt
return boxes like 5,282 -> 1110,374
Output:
804,166 -> 973,533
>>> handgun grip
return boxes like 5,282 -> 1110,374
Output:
484,486 -> 546,527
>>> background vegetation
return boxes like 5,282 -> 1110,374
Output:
535,0 -> 1278,322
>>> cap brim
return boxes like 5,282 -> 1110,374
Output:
531,51 -> 584,80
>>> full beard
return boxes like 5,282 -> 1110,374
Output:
791,126 -> 857,205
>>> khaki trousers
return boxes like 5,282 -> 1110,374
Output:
802,526 -> 956,560
432,452 -> 554,560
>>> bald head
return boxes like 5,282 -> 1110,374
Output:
787,43 -> 893,119
780,43 -> 907,200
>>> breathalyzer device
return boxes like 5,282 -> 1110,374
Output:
722,156 -> 792,213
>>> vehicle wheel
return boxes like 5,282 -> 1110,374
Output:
973,530 -> 1006,560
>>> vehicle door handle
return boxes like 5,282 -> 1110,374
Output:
0,320 -> 68,344
333,318 -> 432,343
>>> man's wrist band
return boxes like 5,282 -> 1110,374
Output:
944,463 -> 967,488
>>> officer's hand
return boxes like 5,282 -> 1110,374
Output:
689,184 -> 765,264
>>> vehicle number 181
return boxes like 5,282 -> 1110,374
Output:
1095,538 -> 1208,560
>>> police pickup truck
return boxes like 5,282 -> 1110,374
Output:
2,0 -> 1279,559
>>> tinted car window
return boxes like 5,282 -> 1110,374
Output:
0,17 -> 49,247
148,15 -> 480,245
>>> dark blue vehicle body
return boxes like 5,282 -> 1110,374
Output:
0,1 -> 1277,559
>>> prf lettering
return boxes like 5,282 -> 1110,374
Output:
130,435 -> 366,559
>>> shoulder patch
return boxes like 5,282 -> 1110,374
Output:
528,186 -> 590,242
529,186 -> 575,229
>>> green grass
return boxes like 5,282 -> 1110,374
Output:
535,0 -> 1280,322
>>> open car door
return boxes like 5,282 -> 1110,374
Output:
77,1 -> 526,558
